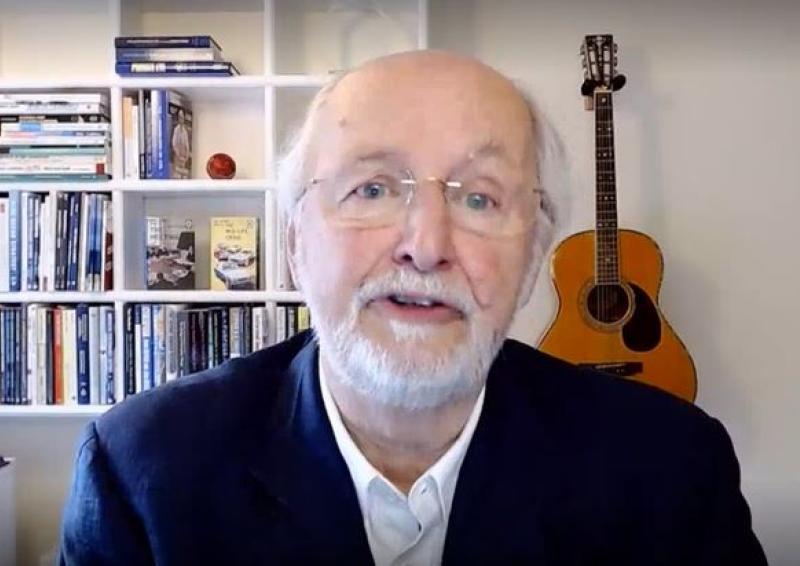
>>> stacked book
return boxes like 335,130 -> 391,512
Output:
0,304 -> 115,406
122,303 -> 269,396
122,89 -> 193,179
115,36 -> 240,77
0,92 -> 111,181
0,191 -> 113,292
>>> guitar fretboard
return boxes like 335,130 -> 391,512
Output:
594,90 -> 620,285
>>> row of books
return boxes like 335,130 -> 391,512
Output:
122,303 -> 271,395
122,89 -> 193,179
0,192 -> 112,292
0,92 -> 111,181
115,36 -> 240,77
146,215 -> 259,290
0,304 -> 115,406
274,303 -> 312,343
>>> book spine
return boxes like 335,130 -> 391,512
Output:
63,308 -> 78,406
77,193 -> 89,291
153,303 -> 166,386
115,62 -> 236,75
52,308 -> 63,404
36,307 -> 47,404
102,198 -> 113,291
0,103 -> 108,116
165,305 -> 183,381
178,310 -> 189,377
45,309 -> 54,404
158,90 -> 169,179
21,193 -> 30,290
0,198 -> 8,292
137,90 -> 146,178
115,47 -> 222,62
103,306 -> 115,404
122,95 -> 134,179
8,192 -> 20,291
26,305 -> 37,404
114,36 -> 219,49
220,307 -> 229,362
123,304 -> 135,397
229,306 -> 241,358
151,89 -> 163,179
76,304 -> 90,404
88,306 -> 101,404
143,91 -> 152,179
31,195 -> 41,290
133,304 -> 143,394
141,304 -> 153,390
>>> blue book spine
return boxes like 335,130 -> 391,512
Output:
26,194 -> 35,290
104,307 -> 115,404
141,304 -> 153,391
156,90 -> 169,179
1,311 -> 6,404
144,93 -> 152,179
76,304 -> 90,404
10,310 -> 18,404
67,193 -> 81,290
8,192 -> 21,291
115,36 -> 219,49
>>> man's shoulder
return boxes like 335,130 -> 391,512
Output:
493,338 -> 722,450
93,332 -> 314,460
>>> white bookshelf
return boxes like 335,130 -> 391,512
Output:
0,0 -> 429,415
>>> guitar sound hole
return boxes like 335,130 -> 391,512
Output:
587,284 -> 630,324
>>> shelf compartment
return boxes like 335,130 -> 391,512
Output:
0,0 -> 112,81
120,0 -> 265,76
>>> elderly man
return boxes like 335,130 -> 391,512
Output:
60,51 -> 765,565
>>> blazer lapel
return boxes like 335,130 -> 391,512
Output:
443,346 -> 552,564
245,337 -> 373,563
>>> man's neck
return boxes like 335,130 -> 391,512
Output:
322,355 -> 481,494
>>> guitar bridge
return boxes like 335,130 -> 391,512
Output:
578,362 -> 643,377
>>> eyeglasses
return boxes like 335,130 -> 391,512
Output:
305,167 -> 542,238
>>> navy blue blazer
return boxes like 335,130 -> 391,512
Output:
60,331 -> 766,565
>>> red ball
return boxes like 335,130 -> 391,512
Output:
206,153 -> 236,179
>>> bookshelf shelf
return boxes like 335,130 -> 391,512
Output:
0,405 -> 111,418
0,0 -> 428,413
0,292 -> 114,304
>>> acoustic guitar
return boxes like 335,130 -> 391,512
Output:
538,35 -> 697,402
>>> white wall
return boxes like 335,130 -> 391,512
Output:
430,0 -> 799,564
1,1 -> 798,565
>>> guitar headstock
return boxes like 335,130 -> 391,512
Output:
580,34 -> 626,106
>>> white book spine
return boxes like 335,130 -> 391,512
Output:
252,307 -> 264,352
134,306 -> 143,394
229,306 -> 241,358
97,306 -> 108,405
276,305 -> 286,344
165,304 -> 186,381
62,308 -> 78,406
36,307 -> 48,405
26,304 -> 38,405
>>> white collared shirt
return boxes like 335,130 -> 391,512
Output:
319,362 -> 486,566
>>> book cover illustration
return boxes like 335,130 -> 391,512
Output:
146,216 -> 195,290
167,92 -> 192,179
210,217 -> 258,290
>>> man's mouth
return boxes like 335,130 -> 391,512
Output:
368,293 -> 464,323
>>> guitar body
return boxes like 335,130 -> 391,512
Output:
539,229 -> 697,402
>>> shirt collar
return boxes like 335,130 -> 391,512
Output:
318,356 -> 486,517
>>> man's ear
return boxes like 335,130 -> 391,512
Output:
285,213 -> 302,291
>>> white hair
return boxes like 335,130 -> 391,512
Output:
276,67 -> 571,309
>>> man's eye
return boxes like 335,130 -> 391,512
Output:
354,182 -> 389,199
465,192 -> 496,211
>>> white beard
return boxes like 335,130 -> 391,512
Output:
305,269 -> 509,411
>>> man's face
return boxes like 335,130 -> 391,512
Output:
293,53 -> 539,410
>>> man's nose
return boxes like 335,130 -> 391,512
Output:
391,180 -> 456,273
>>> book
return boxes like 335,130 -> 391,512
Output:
115,46 -> 224,63
145,216 -> 196,290
210,217 -> 259,290
164,91 -> 192,179
115,36 -> 222,50
0,198 -> 8,292
115,61 -> 239,76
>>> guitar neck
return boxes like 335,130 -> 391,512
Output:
594,89 -> 620,285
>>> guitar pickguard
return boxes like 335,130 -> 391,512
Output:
622,284 -> 661,352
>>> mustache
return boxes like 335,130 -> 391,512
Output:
356,270 -> 478,315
